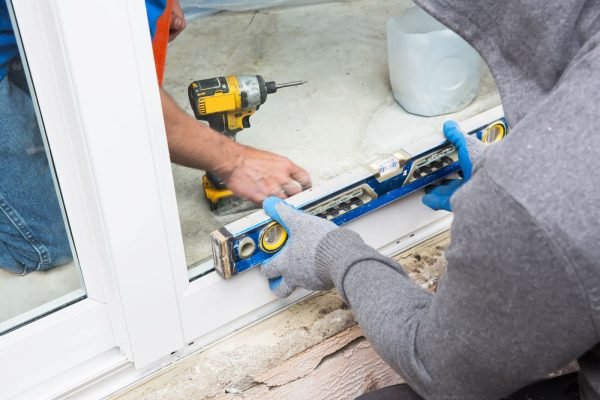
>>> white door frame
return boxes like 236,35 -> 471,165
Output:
2,0 -> 186,397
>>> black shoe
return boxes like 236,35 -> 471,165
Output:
356,373 -> 579,400
505,373 -> 579,400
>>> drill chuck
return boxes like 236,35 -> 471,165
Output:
265,80 -> 278,94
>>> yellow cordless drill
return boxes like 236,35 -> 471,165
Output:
188,75 -> 306,214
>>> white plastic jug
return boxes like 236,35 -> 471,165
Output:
387,7 -> 481,117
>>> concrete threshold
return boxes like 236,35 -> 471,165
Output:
112,232 -> 450,400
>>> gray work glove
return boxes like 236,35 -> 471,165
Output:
261,197 -> 338,298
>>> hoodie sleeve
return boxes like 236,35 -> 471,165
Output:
316,167 -> 597,399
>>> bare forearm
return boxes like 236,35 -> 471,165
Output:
159,87 -> 311,202
160,87 -> 240,173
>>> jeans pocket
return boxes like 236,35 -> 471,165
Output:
0,193 -> 51,273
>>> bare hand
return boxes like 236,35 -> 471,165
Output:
158,89 -> 311,200
217,145 -> 312,204
169,0 -> 187,42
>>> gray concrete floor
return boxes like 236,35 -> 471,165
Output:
164,0 -> 501,268
0,262 -> 82,329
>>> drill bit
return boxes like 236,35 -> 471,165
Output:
265,80 -> 307,94
276,80 -> 307,89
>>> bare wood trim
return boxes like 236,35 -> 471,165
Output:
215,326 -> 404,400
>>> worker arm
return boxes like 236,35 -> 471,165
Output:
159,88 -> 311,202
328,170 -> 597,399
160,87 -> 239,173
262,169 -> 596,399
262,38 -> 600,397
342,38 -> 600,399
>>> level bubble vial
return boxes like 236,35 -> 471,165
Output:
259,223 -> 288,253
237,237 -> 256,260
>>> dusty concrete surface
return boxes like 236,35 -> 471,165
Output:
164,0 -> 500,268
113,233 -> 450,400
114,291 -> 355,400
395,231 -> 449,293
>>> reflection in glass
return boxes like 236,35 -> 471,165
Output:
0,2 -> 85,335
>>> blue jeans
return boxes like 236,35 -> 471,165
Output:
0,63 -> 72,274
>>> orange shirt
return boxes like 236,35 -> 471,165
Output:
152,0 -> 173,85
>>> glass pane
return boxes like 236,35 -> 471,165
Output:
159,1 -> 501,276
0,2 -> 85,335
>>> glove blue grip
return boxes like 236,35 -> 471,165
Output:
263,197 -> 292,232
444,120 -> 473,180
269,276 -> 283,290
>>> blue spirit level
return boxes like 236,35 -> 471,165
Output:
211,113 -> 508,279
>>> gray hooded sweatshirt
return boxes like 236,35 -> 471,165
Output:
315,1 -> 600,398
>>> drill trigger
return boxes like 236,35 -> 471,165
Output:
242,116 -> 251,129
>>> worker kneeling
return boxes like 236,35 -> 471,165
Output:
260,0 -> 600,399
